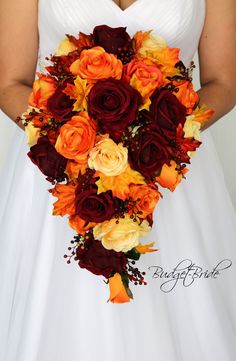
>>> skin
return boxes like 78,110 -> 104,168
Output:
0,0 -> 235,133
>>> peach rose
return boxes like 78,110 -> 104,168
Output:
55,111 -> 96,164
93,214 -> 151,252
129,184 -> 161,218
123,58 -> 163,110
88,138 -> 128,176
28,73 -> 56,109
69,46 -> 123,81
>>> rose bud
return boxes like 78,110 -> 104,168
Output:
93,25 -> 131,54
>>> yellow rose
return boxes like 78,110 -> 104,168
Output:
183,115 -> 201,141
88,138 -> 128,176
183,115 -> 201,157
54,37 -> 77,56
24,121 -> 41,147
93,214 -> 151,252
138,33 -> 167,56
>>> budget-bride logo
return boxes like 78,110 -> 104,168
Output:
148,259 -> 232,293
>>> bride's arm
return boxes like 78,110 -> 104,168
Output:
197,0 -> 236,132
0,0 -> 39,132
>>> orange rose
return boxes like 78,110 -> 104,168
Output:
55,111 -> 96,165
155,160 -> 189,191
50,182 -> 77,216
129,183 -> 161,218
107,273 -> 132,304
28,73 -> 56,109
123,58 -> 163,110
69,46 -> 122,81
173,79 -> 199,114
68,214 -> 96,235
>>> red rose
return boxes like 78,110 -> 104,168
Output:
47,81 -> 76,122
27,137 -> 67,181
149,89 -> 186,134
87,77 -> 142,137
93,25 -> 131,54
75,185 -> 120,223
128,128 -> 170,178
75,238 -> 127,278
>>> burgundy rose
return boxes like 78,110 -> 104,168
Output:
149,89 -> 186,134
27,136 -> 67,180
76,238 -> 127,278
75,185 -> 120,223
87,77 -> 142,137
128,128 -> 170,177
47,81 -> 76,122
93,25 -> 131,54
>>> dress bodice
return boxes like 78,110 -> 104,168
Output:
37,0 -> 205,70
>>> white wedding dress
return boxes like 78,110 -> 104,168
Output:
0,0 -> 236,360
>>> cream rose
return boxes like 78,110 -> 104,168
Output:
93,214 -> 151,252
183,115 -> 201,141
88,138 -> 128,176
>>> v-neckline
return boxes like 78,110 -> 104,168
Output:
108,0 -> 140,12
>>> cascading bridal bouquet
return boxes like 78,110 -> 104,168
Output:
17,25 -> 214,303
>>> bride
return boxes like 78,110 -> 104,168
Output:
0,0 -> 236,360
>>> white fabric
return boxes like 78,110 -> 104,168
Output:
1,1 -> 236,360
